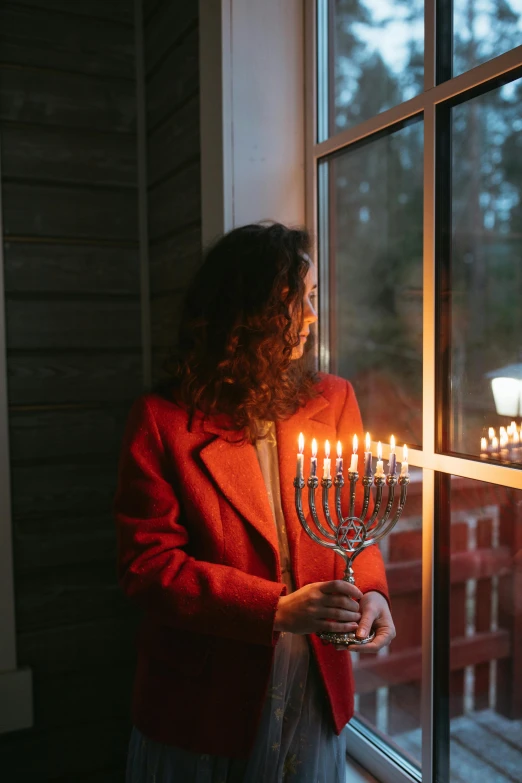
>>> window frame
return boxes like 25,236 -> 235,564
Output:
305,1 -> 522,781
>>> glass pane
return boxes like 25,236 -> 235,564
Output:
454,0 -> 522,78
323,119 -> 423,448
447,77 -> 522,461
330,0 -> 424,135
447,475 -> 522,781
353,468 -> 423,768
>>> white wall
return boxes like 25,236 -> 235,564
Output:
199,0 -> 305,246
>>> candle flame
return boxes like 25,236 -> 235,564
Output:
325,439 -> 330,457
352,434 -> 358,453
500,434 -> 508,448
312,438 -> 317,458
298,432 -> 304,453
488,427 -> 495,440
403,444 -> 408,461
390,434 -> 395,452
514,430 -> 520,445
337,440 -> 342,458
511,421 -> 517,432
377,441 -> 382,459
500,426 -> 507,438
481,437 -> 487,450
365,432 -> 370,451
492,437 -> 499,450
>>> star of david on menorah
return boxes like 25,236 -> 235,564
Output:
293,432 -> 410,648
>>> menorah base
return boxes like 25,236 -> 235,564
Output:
316,630 -> 376,647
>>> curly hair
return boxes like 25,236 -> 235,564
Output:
162,222 -> 319,442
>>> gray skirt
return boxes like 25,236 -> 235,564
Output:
126,632 -> 348,782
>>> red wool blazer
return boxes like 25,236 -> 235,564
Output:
113,373 -> 389,758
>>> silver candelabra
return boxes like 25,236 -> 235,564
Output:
293,455 -> 409,648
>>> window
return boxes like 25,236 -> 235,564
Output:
308,1 -> 522,780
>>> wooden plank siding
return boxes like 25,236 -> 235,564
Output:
0,0 -> 141,780
144,0 -> 201,386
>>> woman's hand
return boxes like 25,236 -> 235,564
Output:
274,580 -> 363,635
334,591 -> 395,653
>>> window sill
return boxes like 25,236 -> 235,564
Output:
347,753 -> 380,782
0,668 -> 33,734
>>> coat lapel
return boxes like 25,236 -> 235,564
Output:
192,394 -> 338,581
198,430 -> 280,557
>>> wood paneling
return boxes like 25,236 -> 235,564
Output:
32,666 -> 134,730
3,241 -> 140,295
145,26 -> 198,132
14,563 -> 129,634
9,406 -> 130,462
148,161 -> 200,242
0,66 -> 136,132
10,0 -> 134,26
13,517 -> 117,572
150,290 -> 184,348
17,616 -> 137,675
11,460 -> 118,519
147,95 -> 199,188
2,182 -> 138,241
7,351 -> 142,406
1,124 -> 137,187
149,223 -> 201,295
6,300 -> 140,350
144,0 -> 197,77
0,4 -> 135,79
0,718 -> 132,783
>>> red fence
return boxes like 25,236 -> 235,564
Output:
352,476 -> 522,736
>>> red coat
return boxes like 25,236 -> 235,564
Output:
113,373 -> 389,758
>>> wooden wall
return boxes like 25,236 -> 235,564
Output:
143,0 -> 201,384
0,0 -> 202,778
0,1 -> 141,780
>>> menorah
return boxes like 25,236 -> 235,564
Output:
293,434 -> 410,648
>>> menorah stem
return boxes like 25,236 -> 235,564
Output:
366,477 -> 397,538
360,477 -> 372,521
308,478 -> 336,541
293,477 -> 346,556
348,472 -> 357,518
321,479 -> 337,534
366,477 -> 386,528
334,474 -> 345,528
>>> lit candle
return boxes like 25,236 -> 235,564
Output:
311,438 -> 318,477
512,429 -> 521,462
375,441 -> 384,477
500,434 -> 510,462
488,427 -> 495,442
388,434 -> 397,475
336,440 -> 343,475
400,444 -> 409,477
480,437 -> 488,459
349,434 -> 358,473
490,436 -> 499,459
323,440 -> 331,479
364,432 -> 372,476
511,421 -> 517,435
296,432 -> 304,479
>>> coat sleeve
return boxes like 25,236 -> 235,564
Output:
336,380 -> 391,604
113,396 -> 286,646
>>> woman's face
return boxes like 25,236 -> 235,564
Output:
290,261 -> 318,360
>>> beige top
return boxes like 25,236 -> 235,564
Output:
254,421 -> 295,593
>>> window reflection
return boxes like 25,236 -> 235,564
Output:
448,77 -> 522,462
446,476 -> 522,781
324,120 -> 423,448
454,0 -> 522,78
332,0 -> 424,134
352,468 -> 423,767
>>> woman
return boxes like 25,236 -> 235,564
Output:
114,222 -> 395,782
